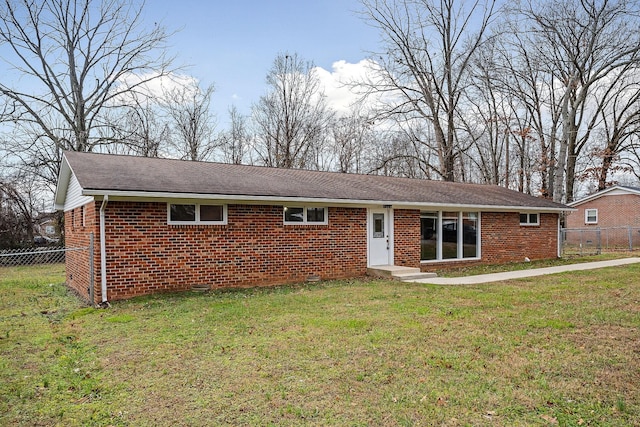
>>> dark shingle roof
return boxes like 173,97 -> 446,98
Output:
62,151 -> 568,210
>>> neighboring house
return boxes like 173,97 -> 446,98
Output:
54,152 -> 570,304
566,185 -> 640,229
565,186 -> 640,249
33,212 -> 61,244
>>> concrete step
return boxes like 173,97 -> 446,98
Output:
367,265 -> 420,278
367,265 -> 438,281
393,272 -> 438,281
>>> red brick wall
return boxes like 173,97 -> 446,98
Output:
566,194 -> 640,228
480,212 -> 558,263
66,202 -> 560,301
420,212 -> 559,271
64,202 -> 99,304
394,209 -> 421,268
99,202 -> 368,301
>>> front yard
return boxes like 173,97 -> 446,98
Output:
1,262 -> 638,426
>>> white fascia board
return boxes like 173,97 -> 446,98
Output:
567,189 -> 613,206
82,189 -> 571,213
568,185 -> 640,206
53,155 -> 72,210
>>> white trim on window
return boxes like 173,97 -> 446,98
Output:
519,212 -> 540,226
420,210 -> 481,263
167,203 -> 228,225
585,208 -> 598,224
283,206 -> 328,225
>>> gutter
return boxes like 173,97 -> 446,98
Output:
99,195 -> 109,304
81,189 -> 574,213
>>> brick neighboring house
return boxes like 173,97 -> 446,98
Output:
566,186 -> 640,228
565,186 -> 640,249
54,152 -> 570,304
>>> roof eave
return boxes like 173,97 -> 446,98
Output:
81,189 -> 572,213
568,185 -> 640,206
53,154 -> 72,211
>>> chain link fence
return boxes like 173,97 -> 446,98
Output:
0,246 -> 66,266
561,226 -> 640,256
0,238 -> 92,268
1,236 -> 95,303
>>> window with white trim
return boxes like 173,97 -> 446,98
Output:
520,212 -> 539,226
283,206 -> 327,224
168,203 -> 227,224
585,209 -> 598,224
421,211 -> 479,262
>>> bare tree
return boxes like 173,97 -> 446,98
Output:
621,136 -> 640,182
218,105 -> 251,164
490,27 -> 565,199
514,0 -> 640,202
106,93 -> 169,157
464,37 -> 544,194
359,0 -> 497,181
329,108 -> 373,173
0,171 -> 42,248
252,52 -> 334,169
364,125 -> 436,179
163,82 -> 217,161
579,72 -> 640,190
0,0 -> 175,184
462,40 -> 513,187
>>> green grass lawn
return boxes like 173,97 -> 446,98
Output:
1,262 -> 639,426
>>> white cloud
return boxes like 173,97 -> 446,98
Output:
314,59 -> 381,115
114,72 -> 201,104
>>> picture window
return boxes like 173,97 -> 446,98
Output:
421,211 -> 479,261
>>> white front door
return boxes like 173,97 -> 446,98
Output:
369,208 -> 393,266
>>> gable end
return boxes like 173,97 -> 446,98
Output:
63,173 -> 95,211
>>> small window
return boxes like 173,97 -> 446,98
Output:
168,203 -> 227,224
201,205 -> 224,222
307,207 -> 325,223
373,213 -> 384,238
284,207 -> 304,222
585,209 -> 598,224
284,207 -> 327,224
170,204 -> 196,222
520,212 -> 539,226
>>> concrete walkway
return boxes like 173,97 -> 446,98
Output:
406,257 -> 640,285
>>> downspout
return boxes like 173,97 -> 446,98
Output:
99,195 -> 109,303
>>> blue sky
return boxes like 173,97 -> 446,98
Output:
147,0 -> 380,121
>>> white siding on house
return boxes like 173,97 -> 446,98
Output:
63,173 -> 94,211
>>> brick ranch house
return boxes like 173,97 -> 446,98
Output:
55,152 -> 570,304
